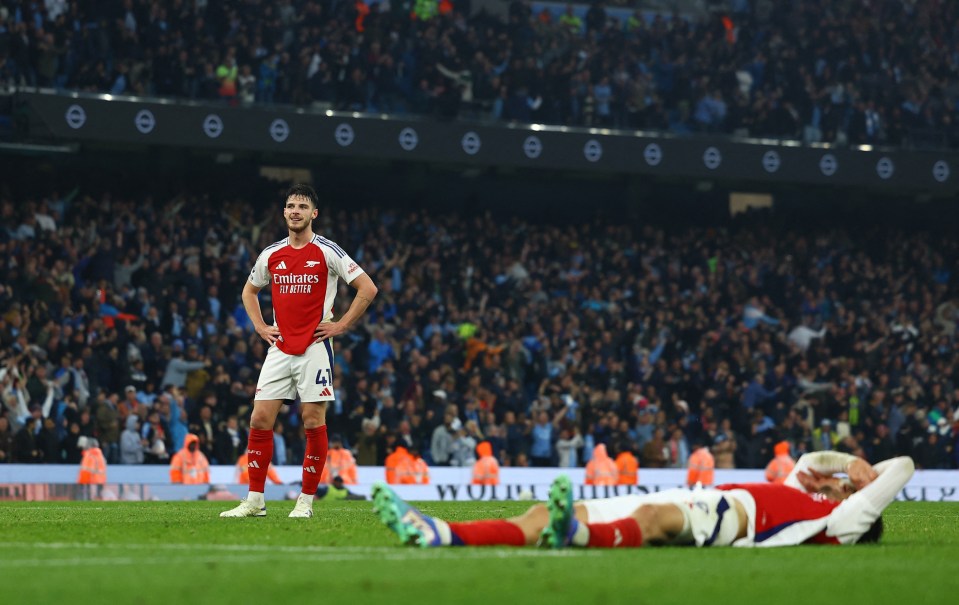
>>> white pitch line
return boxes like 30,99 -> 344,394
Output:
0,507 -> 105,510
0,541 -> 596,557
1,557 -> 172,568
0,541 -> 417,554
0,541 -> 598,558
0,555 -> 380,568
0,549 -> 594,568
0,541 -> 377,553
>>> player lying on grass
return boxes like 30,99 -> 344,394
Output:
372,452 -> 914,548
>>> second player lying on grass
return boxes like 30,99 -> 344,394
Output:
372,452 -> 914,547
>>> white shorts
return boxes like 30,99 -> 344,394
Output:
580,489 -> 691,523
255,339 -> 335,403
580,487 -> 744,547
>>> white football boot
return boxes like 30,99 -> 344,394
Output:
219,497 -> 267,518
288,492 -> 314,518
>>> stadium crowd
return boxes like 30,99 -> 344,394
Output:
0,186 -> 957,473
1,0 -> 958,147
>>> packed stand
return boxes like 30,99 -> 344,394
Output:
1,0 -> 958,148
1,187 -> 957,473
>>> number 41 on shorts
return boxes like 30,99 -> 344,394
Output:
315,368 -> 333,386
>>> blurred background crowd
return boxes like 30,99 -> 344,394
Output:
1,182 -> 957,471
1,0 -> 958,147
1,0 -> 957,474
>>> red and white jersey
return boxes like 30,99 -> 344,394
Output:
249,235 -> 365,355
718,455 -> 914,547
717,483 -> 841,546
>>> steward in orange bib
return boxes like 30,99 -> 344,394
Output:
77,437 -> 107,485
170,433 -> 210,484
765,441 -> 796,484
385,444 -> 412,485
471,441 -> 500,485
404,446 -> 430,485
585,444 -> 618,485
686,441 -> 715,487
320,434 -> 358,485
615,448 -> 639,485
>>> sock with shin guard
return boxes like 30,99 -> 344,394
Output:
583,518 -> 644,548
447,520 -> 527,546
246,428 -> 275,496
301,425 -> 328,495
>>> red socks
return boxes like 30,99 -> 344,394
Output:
587,518 -> 644,548
440,518 -> 642,548
448,520 -> 527,546
246,428 -> 274,493
301,425 -> 328,495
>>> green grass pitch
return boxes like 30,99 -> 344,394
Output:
1,500 -> 957,605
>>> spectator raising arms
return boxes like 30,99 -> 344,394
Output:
2,1 -> 959,146
0,186 -> 957,474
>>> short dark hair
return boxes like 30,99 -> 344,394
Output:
285,183 -> 318,208
857,516 -> 884,544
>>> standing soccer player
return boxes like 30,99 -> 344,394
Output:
221,184 -> 377,518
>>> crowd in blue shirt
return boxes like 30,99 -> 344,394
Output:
2,0 -> 958,147
1,184 -> 957,472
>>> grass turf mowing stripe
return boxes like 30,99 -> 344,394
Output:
0,500 -> 955,605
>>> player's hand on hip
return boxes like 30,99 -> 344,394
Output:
314,321 -> 345,342
256,325 -> 281,346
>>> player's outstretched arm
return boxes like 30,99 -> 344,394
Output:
314,273 -> 377,341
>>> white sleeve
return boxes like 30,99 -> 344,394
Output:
14,387 -> 29,421
870,458 -> 902,475
322,238 -> 365,284
41,383 -> 56,418
249,248 -> 272,288
825,456 -> 915,544
783,451 -> 859,491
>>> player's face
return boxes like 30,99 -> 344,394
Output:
284,195 -> 317,234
